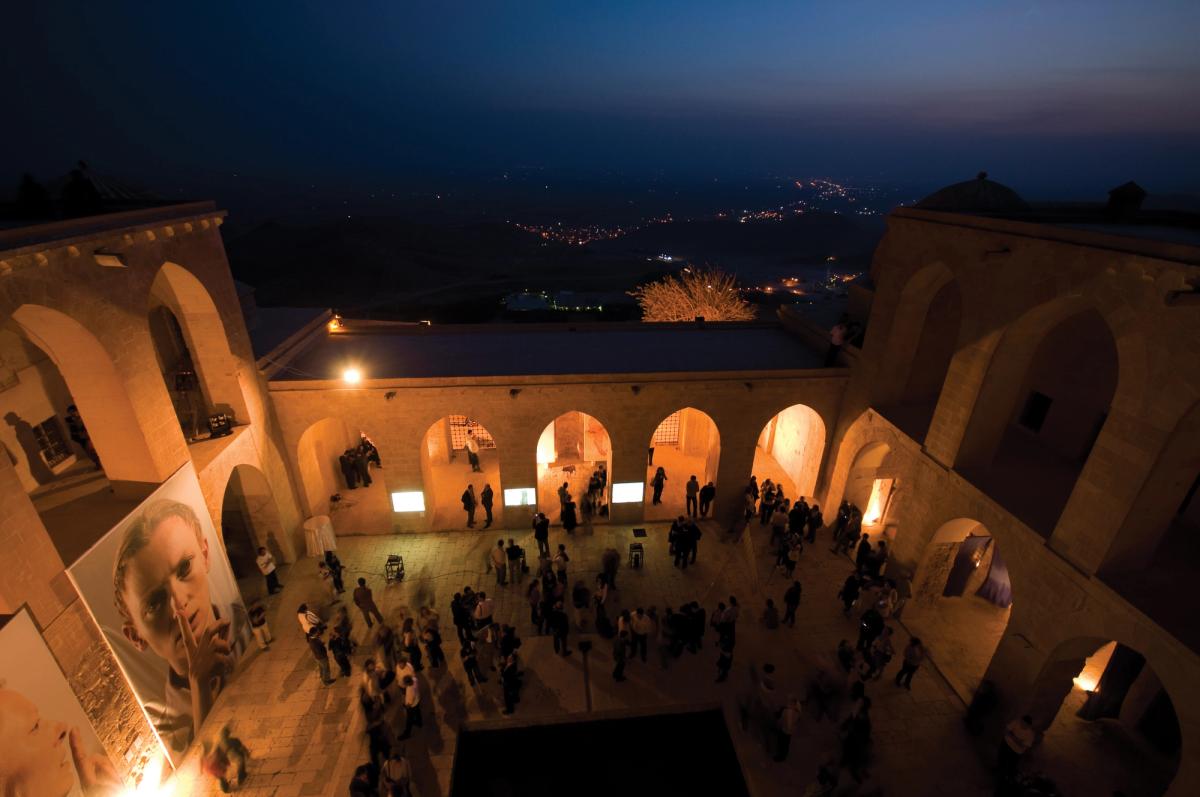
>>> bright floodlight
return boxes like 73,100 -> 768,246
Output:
391,491 -> 425,512
342,367 -> 362,385
611,482 -> 643,504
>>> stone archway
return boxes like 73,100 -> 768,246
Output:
956,305 -> 1119,537
874,264 -> 962,443
220,464 -> 286,602
1024,638 -> 1181,796
751,403 -> 825,505
148,263 -> 249,426
420,415 -> 504,530
644,407 -> 720,521
296,417 -> 391,534
536,411 -> 612,526
903,518 -> 1012,701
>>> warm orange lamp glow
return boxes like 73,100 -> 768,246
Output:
342,367 -> 362,385
864,478 -> 893,526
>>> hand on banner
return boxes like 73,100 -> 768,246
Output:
69,726 -> 121,792
173,596 -> 232,740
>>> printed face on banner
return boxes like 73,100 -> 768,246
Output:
0,610 -> 120,797
69,463 -> 250,765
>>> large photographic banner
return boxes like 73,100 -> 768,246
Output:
0,609 -> 119,797
68,463 -> 251,765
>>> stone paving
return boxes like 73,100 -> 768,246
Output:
179,519 -> 1006,796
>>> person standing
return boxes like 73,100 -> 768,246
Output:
762,598 -> 780,630
612,630 -> 629,682
630,607 -> 653,662
465,430 -> 483,472
894,637 -> 925,690
481,483 -> 495,528
463,485 -> 477,528
561,498 -> 578,534
307,628 -> 335,685
397,676 -> 423,739
318,562 -> 340,604
783,581 -> 802,628
806,503 -> 823,544
249,602 -> 272,651
506,538 -> 523,583
998,715 -> 1037,784
825,313 -> 850,367
686,519 -> 702,565
855,538 -> 873,574
339,451 -> 359,489
256,547 -> 282,594
839,574 -> 861,616
553,544 -> 570,585
685,475 -> 700,517
381,750 -> 412,797
65,404 -> 100,468
699,481 -> 716,517
354,448 -> 372,487
329,626 -> 354,677
651,467 -> 667,505
354,578 -> 384,628
715,635 -> 735,682
501,654 -> 521,714
532,512 -> 550,556
557,482 -> 571,515
491,539 -> 508,586
548,600 -> 572,656
459,642 -> 487,686
325,550 -> 346,593
774,696 -> 802,762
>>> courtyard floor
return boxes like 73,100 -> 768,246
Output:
168,518 -> 1130,796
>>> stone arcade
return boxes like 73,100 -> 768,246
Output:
1,179 -> 1197,795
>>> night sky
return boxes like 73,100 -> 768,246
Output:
5,1 -> 1200,202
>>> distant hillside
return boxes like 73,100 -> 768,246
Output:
590,212 -> 884,264
225,217 -> 555,307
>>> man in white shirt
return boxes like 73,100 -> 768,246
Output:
490,539 -> 508,586
465,431 -> 482,472
629,608 -> 654,663
999,715 -> 1037,782
474,592 -> 495,630
256,547 -> 282,594
398,676 -> 423,739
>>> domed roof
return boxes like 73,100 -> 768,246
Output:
915,172 -> 1029,214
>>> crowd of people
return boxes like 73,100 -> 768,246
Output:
339,434 -> 382,490
227,467 -> 1047,797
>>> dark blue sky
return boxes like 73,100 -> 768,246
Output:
6,1 -> 1200,199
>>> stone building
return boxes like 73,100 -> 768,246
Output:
0,177 -> 1197,793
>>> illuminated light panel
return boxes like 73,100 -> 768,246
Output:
611,482 -> 643,504
504,487 -> 536,506
391,491 -> 425,512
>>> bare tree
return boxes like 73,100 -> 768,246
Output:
630,267 -> 756,322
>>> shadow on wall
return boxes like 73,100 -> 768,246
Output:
4,411 -> 55,485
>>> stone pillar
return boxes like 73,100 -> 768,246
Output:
1049,408 -> 1161,574
498,431 -> 537,532
923,332 -> 1001,468
608,418 -> 645,526
713,438 -> 756,524
0,455 -> 70,624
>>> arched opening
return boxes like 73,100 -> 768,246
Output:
148,262 -> 248,437
751,403 -> 825,502
903,519 -> 1011,700
644,408 -> 720,521
220,464 -> 286,602
537,411 -> 612,525
420,415 -> 503,530
878,279 -> 962,442
841,441 -> 895,535
957,307 -> 1119,537
296,417 -> 391,534
1025,638 -> 1181,795
5,305 -> 163,563
147,304 -> 210,440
